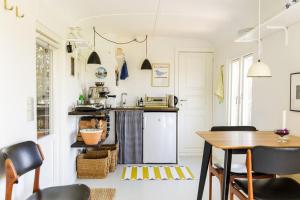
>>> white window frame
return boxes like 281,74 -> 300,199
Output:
227,53 -> 254,126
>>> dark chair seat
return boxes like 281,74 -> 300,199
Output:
26,184 -> 90,200
214,163 -> 266,176
234,177 -> 300,200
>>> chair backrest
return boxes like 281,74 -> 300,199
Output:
252,146 -> 300,175
210,126 -> 257,154
211,126 -> 257,132
1,141 -> 43,177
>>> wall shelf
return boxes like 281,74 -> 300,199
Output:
235,3 -> 300,43
71,141 -> 103,148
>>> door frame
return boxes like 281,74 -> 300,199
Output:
36,22 -> 63,186
175,48 -> 214,156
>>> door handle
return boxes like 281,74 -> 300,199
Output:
180,99 -> 188,102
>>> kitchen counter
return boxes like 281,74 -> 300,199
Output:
112,107 -> 179,112
68,107 -> 179,115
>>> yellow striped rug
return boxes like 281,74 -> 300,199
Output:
121,166 -> 195,180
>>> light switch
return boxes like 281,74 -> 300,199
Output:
27,97 -> 34,122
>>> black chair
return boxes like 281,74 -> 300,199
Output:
231,146 -> 300,200
2,141 -> 90,200
208,126 -> 274,200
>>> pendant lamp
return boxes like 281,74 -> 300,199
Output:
247,0 -> 271,77
87,27 -> 101,65
141,35 -> 152,70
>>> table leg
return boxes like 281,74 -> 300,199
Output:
197,141 -> 212,200
221,149 -> 232,200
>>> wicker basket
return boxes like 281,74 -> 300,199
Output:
99,144 -> 119,172
77,151 -> 109,179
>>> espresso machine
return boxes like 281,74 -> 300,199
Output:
88,82 -> 110,108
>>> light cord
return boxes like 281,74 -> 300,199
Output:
94,27 -> 147,45
146,35 -> 148,57
258,0 -> 261,61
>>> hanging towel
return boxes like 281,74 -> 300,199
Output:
215,65 -> 224,103
120,61 -> 129,80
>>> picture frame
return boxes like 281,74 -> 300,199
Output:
152,63 -> 170,87
71,57 -> 75,76
290,72 -> 300,112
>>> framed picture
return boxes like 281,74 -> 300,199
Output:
71,57 -> 75,76
152,63 -> 170,87
290,72 -> 300,112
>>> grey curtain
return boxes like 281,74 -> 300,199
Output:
116,110 -> 143,164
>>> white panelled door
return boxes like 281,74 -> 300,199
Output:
177,52 -> 213,155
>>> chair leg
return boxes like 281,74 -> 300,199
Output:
209,173 -> 213,200
219,176 -> 223,199
230,187 -> 234,200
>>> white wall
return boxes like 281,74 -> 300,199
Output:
0,0 -> 83,199
213,22 -> 300,132
83,35 -> 214,106
0,1 -> 38,199
212,21 -> 300,165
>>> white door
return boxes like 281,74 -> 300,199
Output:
177,52 -> 213,155
36,41 -> 58,187
143,112 -> 177,163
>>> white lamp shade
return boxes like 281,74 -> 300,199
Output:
247,61 -> 272,77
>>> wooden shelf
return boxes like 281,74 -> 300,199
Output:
235,3 -> 300,42
71,134 -> 109,148
68,110 -> 109,116
71,141 -> 103,148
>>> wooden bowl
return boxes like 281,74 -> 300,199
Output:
80,129 -> 102,145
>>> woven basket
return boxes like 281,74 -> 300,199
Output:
77,151 -> 109,179
99,144 -> 119,172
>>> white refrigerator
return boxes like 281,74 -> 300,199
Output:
143,112 -> 177,163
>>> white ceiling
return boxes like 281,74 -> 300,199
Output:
44,0 -> 285,44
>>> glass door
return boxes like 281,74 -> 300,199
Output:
228,54 -> 253,126
36,43 -> 52,138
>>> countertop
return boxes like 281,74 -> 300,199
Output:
68,107 -> 179,115
112,107 -> 179,112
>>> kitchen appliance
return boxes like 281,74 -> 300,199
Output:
106,95 -> 117,108
144,96 -> 168,107
88,82 -> 110,107
168,95 -> 178,107
143,112 -> 177,163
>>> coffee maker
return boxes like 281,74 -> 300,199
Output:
88,82 -> 110,107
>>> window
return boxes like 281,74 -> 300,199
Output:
36,43 -> 52,138
228,54 -> 253,126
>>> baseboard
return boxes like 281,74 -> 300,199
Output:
179,147 -> 203,156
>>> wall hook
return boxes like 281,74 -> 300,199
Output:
4,0 -> 13,11
15,6 -> 24,18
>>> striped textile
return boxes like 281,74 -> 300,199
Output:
121,166 -> 195,180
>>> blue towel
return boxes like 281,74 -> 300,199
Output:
120,61 -> 129,80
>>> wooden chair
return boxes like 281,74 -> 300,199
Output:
208,126 -> 274,200
231,146 -> 300,200
2,141 -> 90,200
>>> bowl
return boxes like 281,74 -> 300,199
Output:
275,129 -> 290,137
80,129 -> 102,145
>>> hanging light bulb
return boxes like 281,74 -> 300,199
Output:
141,35 -> 152,70
248,0 -> 272,77
87,27 -> 101,65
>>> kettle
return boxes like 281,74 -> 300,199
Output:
168,95 -> 178,107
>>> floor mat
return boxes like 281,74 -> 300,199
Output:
121,166 -> 195,180
91,188 -> 116,200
